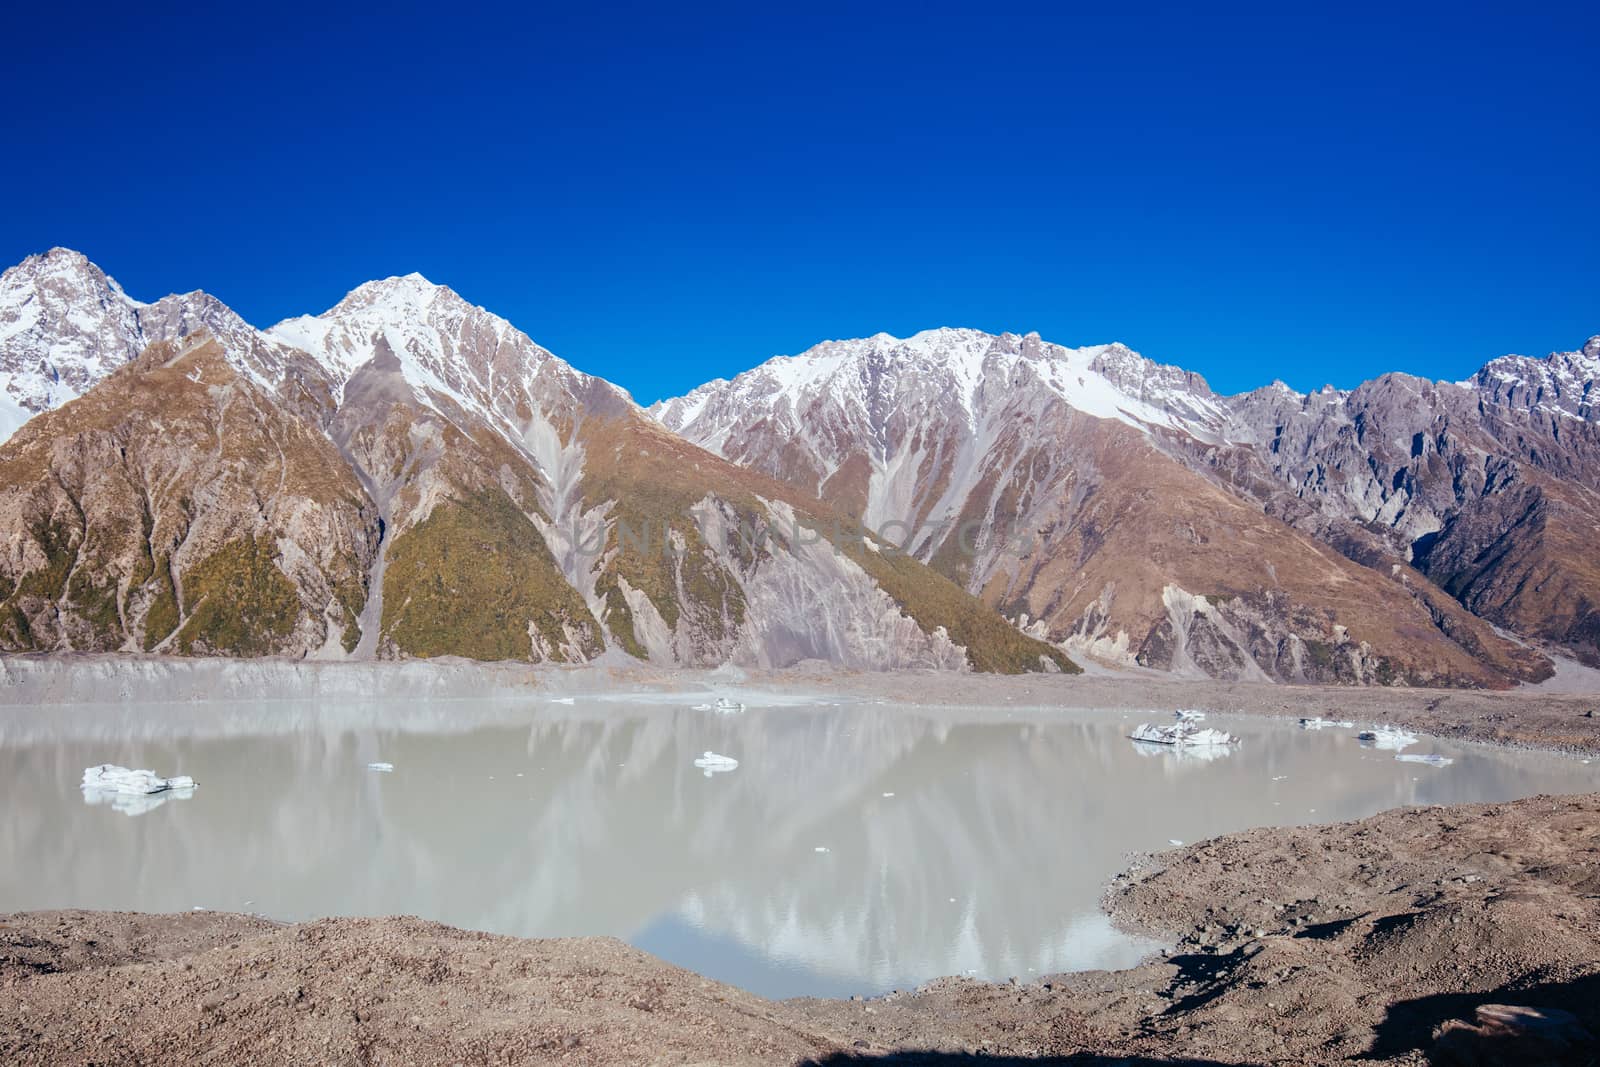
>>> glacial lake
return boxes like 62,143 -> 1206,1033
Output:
2,697 -> 1595,998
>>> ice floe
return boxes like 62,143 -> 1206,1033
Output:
367,762 -> 395,772
693,751 -> 739,776
81,764 -> 197,817
1128,716 -> 1239,748
1299,717 -> 1355,730
691,697 -> 746,713
1357,726 -> 1419,751
1395,753 -> 1454,767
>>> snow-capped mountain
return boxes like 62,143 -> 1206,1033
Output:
654,327 -> 1600,679
0,251 -> 1068,674
6,246 -> 1592,680
0,249 -> 148,437
0,248 -> 334,440
1470,336 -> 1600,422
653,328 -> 1227,512
267,273 -> 632,426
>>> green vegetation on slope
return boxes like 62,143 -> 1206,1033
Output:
845,540 -> 1081,674
176,536 -> 302,655
381,487 -> 602,662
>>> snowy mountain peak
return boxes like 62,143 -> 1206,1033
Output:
1469,335 -> 1599,422
267,273 -> 620,432
331,272 -> 456,315
0,248 -> 150,432
654,327 -> 1227,450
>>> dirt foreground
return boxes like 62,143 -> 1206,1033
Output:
4,789 -> 1597,1065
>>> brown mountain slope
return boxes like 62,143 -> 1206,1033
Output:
266,276 -> 1075,673
1158,363 -> 1600,667
654,330 -> 1550,686
574,412 -> 1078,673
0,334 -> 377,655
952,417 -> 1545,686
0,268 -> 1075,673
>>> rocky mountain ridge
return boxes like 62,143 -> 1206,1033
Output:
0,251 -> 1069,672
6,247 -> 1592,682
654,327 -> 1600,680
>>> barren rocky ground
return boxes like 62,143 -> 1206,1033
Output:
4,790 -> 1597,1065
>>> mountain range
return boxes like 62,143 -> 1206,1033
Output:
0,250 -> 1064,673
3,248 -> 1595,685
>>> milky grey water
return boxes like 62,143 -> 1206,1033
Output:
1,698 -> 1594,998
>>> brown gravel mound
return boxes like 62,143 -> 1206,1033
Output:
4,793 -> 1598,1065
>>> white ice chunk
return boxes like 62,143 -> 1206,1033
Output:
1396,753 -> 1454,767
81,764 -> 197,817
1357,726 -> 1419,751
693,751 -> 739,776
81,764 -> 195,795
1299,717 -> 1355,730
1129,722 -> 1239,747
367,762 -> 395,772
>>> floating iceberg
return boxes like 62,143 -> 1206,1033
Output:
81,765 -> 197,817
1129,721 -> 1240,748
692,698 -> 745,713
367,762 -> 395,772
1130,739 -> 1235,762
1174,709 -> 1207,722
693,751 -> 739,776
82,764 -> 196,794
1396,753 -> 1454,767
1357,726 -> 1419,751
1299,717 -> 1355,730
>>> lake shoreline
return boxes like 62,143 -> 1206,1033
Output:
5,790 -> 1597,1064
4,657 -> 1597,1063
4,653 -> 1598,755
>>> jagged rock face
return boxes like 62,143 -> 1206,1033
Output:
1185,343 -> 1600,666
653,328 -> 1563,685
0,253 -> 1070,672
0,337 -> 377,656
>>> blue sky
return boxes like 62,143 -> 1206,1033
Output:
4,4 -> 1596,402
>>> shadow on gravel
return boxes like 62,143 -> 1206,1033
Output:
805,1055 -> 1251,1066
1365,971 -> 1600,1062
